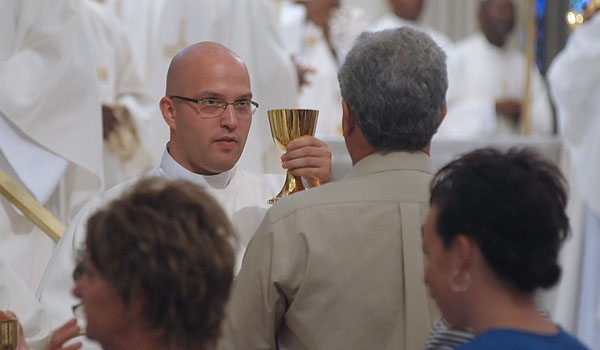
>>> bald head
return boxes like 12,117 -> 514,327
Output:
165,42 -> 249,96
159,42 -> 254,175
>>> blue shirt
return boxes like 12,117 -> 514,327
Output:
457,328 -> 589,349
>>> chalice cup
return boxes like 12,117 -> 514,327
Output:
267,109 -> 319,204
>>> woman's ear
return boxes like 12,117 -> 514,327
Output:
453,234 -> 474,270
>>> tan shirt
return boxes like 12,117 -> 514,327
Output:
220,151 -> 439,350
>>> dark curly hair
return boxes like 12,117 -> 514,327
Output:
84,177 -> 235,349
429,147 -> 569,293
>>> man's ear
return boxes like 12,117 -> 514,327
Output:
435,104 -> 447,133
160,96 -> 177,130
341,100 -> 355,137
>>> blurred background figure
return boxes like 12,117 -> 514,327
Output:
72,177 -> 236,350
546,4 -> 600,348
0,0 -> 103,292
423,147 -> 587,349
438,0 -> 554,139
279,0 -> 368,140
79,0 -> 155,188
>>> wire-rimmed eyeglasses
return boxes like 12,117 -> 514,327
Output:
170,95 -> 259,119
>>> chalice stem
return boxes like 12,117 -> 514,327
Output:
269,172 -> 306,204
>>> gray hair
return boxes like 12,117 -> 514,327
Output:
337,27 -> 447,151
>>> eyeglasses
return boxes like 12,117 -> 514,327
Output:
170,95 -> 259,119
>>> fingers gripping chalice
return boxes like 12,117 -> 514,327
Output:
267,109 -> 319,204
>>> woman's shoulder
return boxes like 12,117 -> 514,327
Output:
457,328 -> 589,350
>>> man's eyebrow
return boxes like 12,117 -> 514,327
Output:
196,91 -> 253,100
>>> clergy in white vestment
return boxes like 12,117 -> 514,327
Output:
37,41 -> 332,350
437,0 -> 553,139
279,0 -> 368,141
99,0 -> 299,175
0,0 -> 103,292
368,0 -> 454,54
79,0 -> 155,188
546,10 -> 600,350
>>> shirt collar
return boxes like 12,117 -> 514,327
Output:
159,148 -> 233,189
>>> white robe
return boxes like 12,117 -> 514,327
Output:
546,14 -> 600,349
0,0 -> 103,291
100,0 -> 298,175
37,149 -> 283,349
438,33 -> 553,139
79,0 -> 155,188
280,3 -> 342,141
0,258 -> 51,349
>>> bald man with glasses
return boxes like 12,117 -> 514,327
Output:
37,41 -> 333,350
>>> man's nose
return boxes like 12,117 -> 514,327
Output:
220,105 -> 238,127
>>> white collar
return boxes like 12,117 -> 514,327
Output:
159,149 -> 233,190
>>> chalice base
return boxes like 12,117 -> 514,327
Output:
268,172 -> 306,204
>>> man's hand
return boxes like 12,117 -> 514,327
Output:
292,55 -> 316,89
282,136 -> 332,188
45,318 -> 82,350
102,105 -> 119,140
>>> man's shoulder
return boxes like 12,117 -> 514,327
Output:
265,166 -> 432,222
79,174 -> 155,218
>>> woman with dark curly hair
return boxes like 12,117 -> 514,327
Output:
71,177 -> 236,350
422,148 -> 588,349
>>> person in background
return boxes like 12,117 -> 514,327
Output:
438,0 -> 553,138
219,26 -> 447,350
546,6 -> 600,348
422,147 -> 588,349
37,41 -> 332,350
79,0 -> 155,188
279,0 -> 368,140
1,0 -> 102,332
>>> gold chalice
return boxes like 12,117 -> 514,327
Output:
267,109 -> 319,204
0,318 -> 18,350
0,296 -> 18,350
